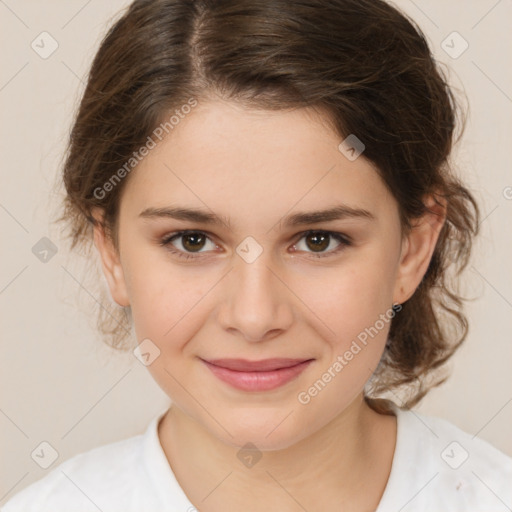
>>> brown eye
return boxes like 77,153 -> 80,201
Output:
293,230 -> 351,258
305,231 -> 331,252
181,232 -> 207,252
160,230 -> 217,258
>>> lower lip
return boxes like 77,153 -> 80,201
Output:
202,360 -> 313,392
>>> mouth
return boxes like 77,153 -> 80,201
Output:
200,357 -> 314,392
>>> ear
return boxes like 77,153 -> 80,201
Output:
91,208 -> 130,307
393,194 -> 446,304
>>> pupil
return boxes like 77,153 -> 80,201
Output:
183,233 -> 205,252
307,232 -> 329,252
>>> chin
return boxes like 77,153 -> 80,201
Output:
211,407 -> 310,451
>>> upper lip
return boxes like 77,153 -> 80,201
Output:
202,358 -> 313,372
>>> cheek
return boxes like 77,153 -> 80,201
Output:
127,264 -> 208,345
126,262 -> 212,398
293,262 -> 397,419
305,250 -> 398,344
123,246 -> 232,378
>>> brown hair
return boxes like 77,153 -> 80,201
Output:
57,0 -> 479,408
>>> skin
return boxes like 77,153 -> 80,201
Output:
92,99 -> 445,511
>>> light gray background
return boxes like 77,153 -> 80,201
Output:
1,0 -> 511,502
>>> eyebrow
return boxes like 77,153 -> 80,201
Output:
139,204 -> 375,229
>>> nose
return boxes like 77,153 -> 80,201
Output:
217,248 -> 294,343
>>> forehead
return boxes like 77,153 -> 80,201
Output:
120,100 -> 395,229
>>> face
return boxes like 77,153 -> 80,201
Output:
94,100 -> 442,450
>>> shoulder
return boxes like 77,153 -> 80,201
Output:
2,408 -> 198,512
378,404 -> 512,512
1,434 -> 145,512
0,409 -> 183,512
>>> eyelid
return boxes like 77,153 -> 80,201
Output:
160,229 -> 352,260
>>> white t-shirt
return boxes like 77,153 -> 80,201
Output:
2,403 -> 511,512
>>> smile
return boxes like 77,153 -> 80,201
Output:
200,358 -> 314,392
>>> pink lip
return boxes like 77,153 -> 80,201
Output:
201,358 -> 314,391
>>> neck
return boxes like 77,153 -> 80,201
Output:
158,395 -> 396,511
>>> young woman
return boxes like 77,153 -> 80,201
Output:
3,0 -> 511,511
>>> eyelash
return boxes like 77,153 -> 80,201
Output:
159,230 -> 352,260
